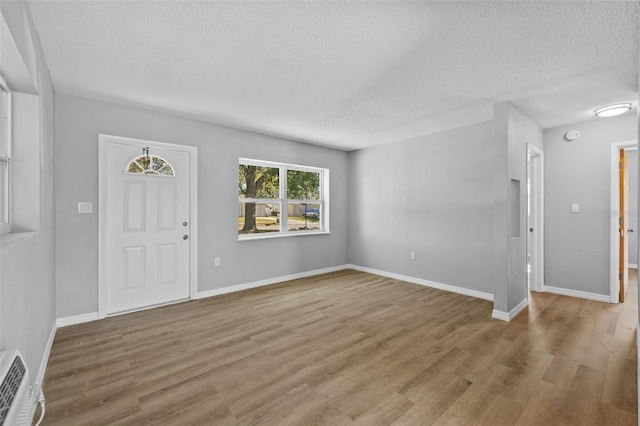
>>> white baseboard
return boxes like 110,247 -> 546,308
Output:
346,264 -> 494,301
61,264 -> 495,326
544,285 -> 610,303
492,298 -> 528,322
35,321 -> 56,387
630,263 -> 638,269
56,312 -> 99,327
491,310 -> 509,321
58,267 -> 351,325
30,320 -> 57,421
196,265 -> 350,300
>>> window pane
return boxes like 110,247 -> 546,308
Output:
238,202 -> 281,234
127,161 -> 144,174
287,170 -> 320,200
287,203 -> 321,231
125,155 -> 174,176
0,161 -> 7,223
239,165 -> 279,199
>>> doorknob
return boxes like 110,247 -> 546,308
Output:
628,229 -> 634,233
183,235 -> 189,240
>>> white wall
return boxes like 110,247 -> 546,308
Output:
544,114 -> 637,296
54,93 -> 349,319
0,1 -> 56,390
348,120 -> 496,296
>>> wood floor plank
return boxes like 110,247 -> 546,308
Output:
430,381 -> 522,426
44,377 -> 141,425
393,372 -> 472,426
236,384 -> 351,426
41,269 -> 638,425
602,339 -> 638,414
352,391 -> 414,425
593,402 -> 638,426
556,364 -> 608,425
515,380 -> 566,426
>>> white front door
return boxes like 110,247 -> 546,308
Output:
104,140 -> 191,315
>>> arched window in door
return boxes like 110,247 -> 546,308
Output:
125,154 -> 175,176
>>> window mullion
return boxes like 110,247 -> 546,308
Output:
280,166 -> 287,233
319,170 -> 323,230
243,197 -> 277,203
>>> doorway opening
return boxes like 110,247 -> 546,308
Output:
610,141 -> 638,303
527,144 -> 544,292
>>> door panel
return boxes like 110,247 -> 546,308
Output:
106,142 -> 190,314
124,181 -> 146,231
158,244 -> 178,285
123,246 -> 146,290
158,182 -> 178,231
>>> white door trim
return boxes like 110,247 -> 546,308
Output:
527,144 -> 544,292
98,134 -> 198,319
609,140 -> 637,304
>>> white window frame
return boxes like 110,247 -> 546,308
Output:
238,158 -> 329,240
0,76 -> 11,236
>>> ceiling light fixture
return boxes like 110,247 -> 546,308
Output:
594,103 -> 632,118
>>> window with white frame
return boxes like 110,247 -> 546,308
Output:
238,159 -> 328,238
0,78 -> 10,235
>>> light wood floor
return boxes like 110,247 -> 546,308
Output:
40,269 -> 638,425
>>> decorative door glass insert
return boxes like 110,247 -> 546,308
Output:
125,155 -> 175,176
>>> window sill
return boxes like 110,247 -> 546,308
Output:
238,231 -> 330,242
0,230 -> 37,250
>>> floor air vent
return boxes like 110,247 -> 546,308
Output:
0,351 -> 30,426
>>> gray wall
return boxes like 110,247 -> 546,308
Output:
545,114 -> 637,296
347,103 -> 541,314
492,102 -> 542,314
348,121 -> 495,295
0,2 -> 56,388
54,93 -> 349,319
627,149 -> 638,266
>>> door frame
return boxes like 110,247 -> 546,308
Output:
98,134 -> 198,319
609,140 -> 637,303
527,144 -> 544,292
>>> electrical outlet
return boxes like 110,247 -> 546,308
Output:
214,257 -> 221,267
410,252 -> 416,260
78,202 -> 93,213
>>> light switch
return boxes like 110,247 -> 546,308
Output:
78,202 -> 93,213
571,203 -> 579,213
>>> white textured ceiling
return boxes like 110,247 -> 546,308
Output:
28,1 -> 640,151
